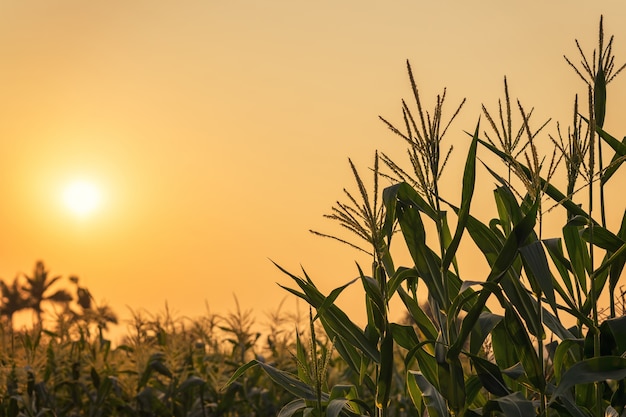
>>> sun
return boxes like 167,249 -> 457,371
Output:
63,180 -> 102,217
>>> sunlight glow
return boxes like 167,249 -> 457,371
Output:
63,180 -> 102,216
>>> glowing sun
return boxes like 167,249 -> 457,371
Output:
63,180 -> 102,216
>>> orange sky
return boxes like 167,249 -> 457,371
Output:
1,1 -> 626,337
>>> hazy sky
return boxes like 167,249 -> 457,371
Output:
1,1 -> 626,335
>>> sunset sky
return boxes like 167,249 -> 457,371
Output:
1,1 -> 626,337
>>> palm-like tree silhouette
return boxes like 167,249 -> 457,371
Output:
69,275 -> 118,340
0,277 -> 29,330
22,261 -> 72,327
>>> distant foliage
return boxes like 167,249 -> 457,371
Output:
0,287 -> 301,416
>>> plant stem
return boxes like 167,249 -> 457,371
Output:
587,85 -> 602,417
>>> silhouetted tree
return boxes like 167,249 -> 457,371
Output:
22,261 -> 72,327
0,277 -> 29,331
69,275 -> 118,340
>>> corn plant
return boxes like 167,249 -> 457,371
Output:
0,287 -> 301,416
227,15 -> 626,417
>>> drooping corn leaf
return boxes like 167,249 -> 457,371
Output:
550,356 -> 626,404
277,399 -> 306,417
470,311 -> 503,355
224,359 -> 323,402
407,370 -> 447,417
519,241 -> 558,314
396,286 -> 438,343
504,303 -> 545,392
471,354 -> 511,397
482,392 -> 536,417
274,262 -> 380,363
579,115 -> 626,185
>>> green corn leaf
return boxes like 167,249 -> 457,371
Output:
482,392 -> 536,417
550,356 -> 626,404
295,332 -> 310,384
383,182 -> 438,227
581,224 -> 624,251
452,203 -> 541,336
550,393 -> 590,417
504,304 -> 545,391
470,312 -> 503,355
406,343 -> 439,388
581,266 -> 610,317
543,238 -> 575,299
327,385 -> 364,417
440,211 -> 460,275
593,241 -> 626,277
470,354 -> 511,397
390,323 -> 420,350
329,384 -> 358,401
396,287 -> 438,343
601,134 -> 626,185
376,331 -> 394,410
450,199 -> 539,358
599,316 -> 626,356
273,261 -> 380,363
580,115 -> 626,185
329,331 -> 367,378
562,225 -> 589,293
394,197 -> 446,306
224,359 -> 324,401
494,186 -> 525,231
312,276 -> 359,322
442,120 -> 479,274
327,399 -> 351,417
358,268 -> 386,333
90,366 -> 100,389
438,357 -> 466,413
222,360 -> 258,390
150,360 -> 172,379
95,376 -> 115,407
540,305 -> 576,341
386,266 -> 418,301
519,241 -> 558,314
611,210 -> 626,284
407,371 -> 448,417
277,399 -> 306,417
553,339 -> 583,383
462,212 -> 503,265
465,375 -> 488,409
541,240 -> 596,328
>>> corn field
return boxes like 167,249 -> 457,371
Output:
4,16 -> 626,417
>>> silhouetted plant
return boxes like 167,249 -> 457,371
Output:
0,276 -> 29,331
22,261 -> 72,327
